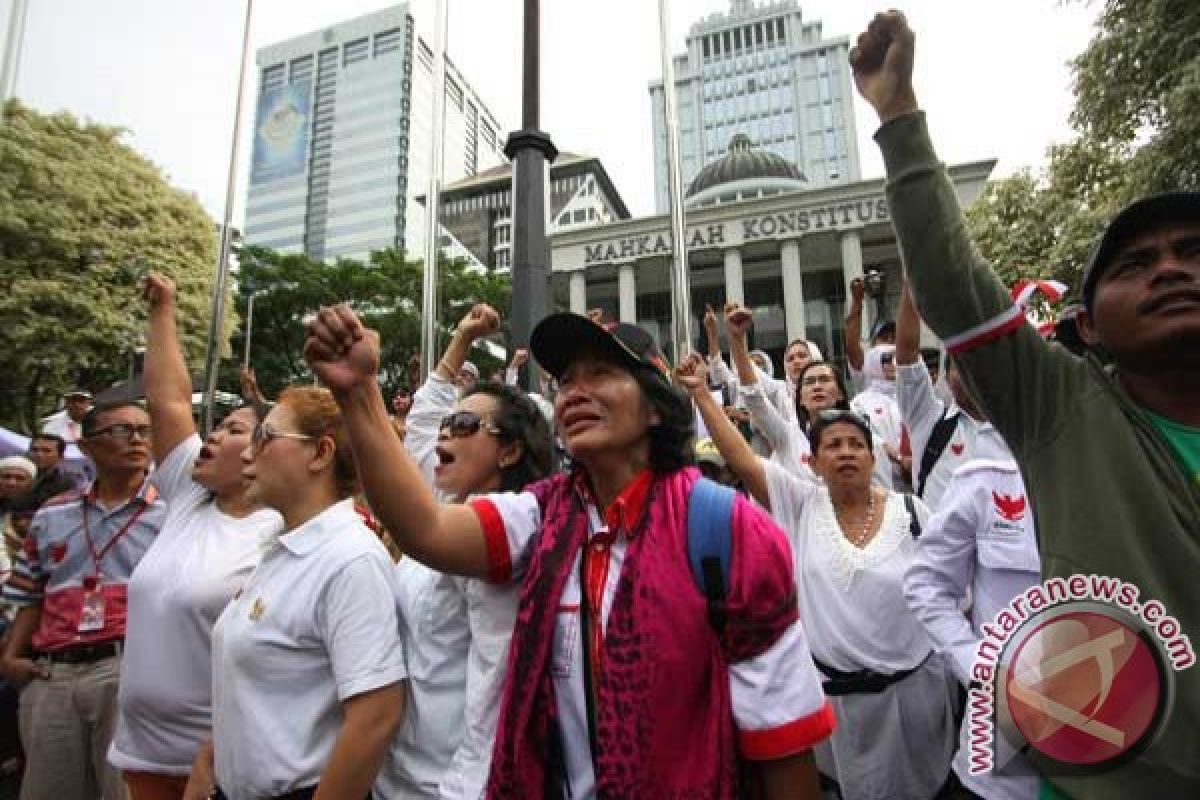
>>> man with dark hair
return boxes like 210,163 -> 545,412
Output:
28,434 -> 77,504
851,11 -> 1199,797
1,400 -> 165,800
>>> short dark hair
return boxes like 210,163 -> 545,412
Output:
630,366 -> 695,474
462,384 -> 557,491
31,433 -> 67,455
808,410 -> 874,454
81,401 -> 145,438
793,361 -> 851,431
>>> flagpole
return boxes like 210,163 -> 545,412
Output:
657,0 -> 692,364
419,0 -> 449,383
201,0 -> 254,433
0,0 -> 30,106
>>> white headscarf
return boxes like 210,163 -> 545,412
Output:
863,344 -> 897,398
750,349 -> 775,380
0,456 -> 37,479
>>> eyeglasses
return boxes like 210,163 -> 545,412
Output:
439,410 -> 503,439
251,423 -> 315,455
880,352 -> 895,365
88,424 -> 153,442
800,373 -> 837,387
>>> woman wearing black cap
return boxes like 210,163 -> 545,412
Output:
305,305 -> 834,800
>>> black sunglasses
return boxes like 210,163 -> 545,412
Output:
439,410 -> 503,439
880,352 -> 895,365
815,409 -> 868,425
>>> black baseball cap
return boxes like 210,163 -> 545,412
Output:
1081,191 -> 1200,310
531,313 -> 671,384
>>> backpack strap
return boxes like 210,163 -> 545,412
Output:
687,477 -> 737,635
916,409 -> 962,498
904,493 -> 923,539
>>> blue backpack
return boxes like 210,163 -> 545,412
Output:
686,477 -> 738,635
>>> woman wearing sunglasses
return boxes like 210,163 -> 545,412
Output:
379,305 -> 555,800
109,273 -> 283,800
679,353 -> 958,800
305,305 -> 834,800
183,387 -> 407,800
721,302 -> 897,488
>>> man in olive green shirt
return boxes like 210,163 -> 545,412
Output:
848,10 -> 1200,799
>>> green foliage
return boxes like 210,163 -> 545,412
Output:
0,99 -> 224,433
966,0 -> 1199,296
229,245 -> 512,400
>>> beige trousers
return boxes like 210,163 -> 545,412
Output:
17,655 -> 127,800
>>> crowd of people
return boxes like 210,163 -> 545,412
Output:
0,10 -> 1196,800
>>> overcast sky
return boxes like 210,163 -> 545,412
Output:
4,0 -> 1099,223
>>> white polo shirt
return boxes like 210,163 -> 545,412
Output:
472,483 -> 834,799
110,436 -> 281,775
212,499 -> 407,799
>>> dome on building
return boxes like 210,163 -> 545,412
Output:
685,134 -> 806,207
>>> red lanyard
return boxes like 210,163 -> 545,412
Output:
81,495 -> 149,581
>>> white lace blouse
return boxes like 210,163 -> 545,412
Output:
764,460 -> 934,675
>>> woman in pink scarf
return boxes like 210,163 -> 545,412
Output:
305,306 -> 835,799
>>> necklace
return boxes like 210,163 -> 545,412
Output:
834,490 -> 876,548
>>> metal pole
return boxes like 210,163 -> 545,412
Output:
242,291 -> 256,370
505,0 -> 556,390
0,0 -> 30,106
201,0 -> 254,434
419,0 -> 449,383
657,0 -> 692,364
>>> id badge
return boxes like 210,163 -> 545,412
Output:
78,578 -> 106,633
552,609 -> 579,678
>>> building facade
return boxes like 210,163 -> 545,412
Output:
436,153 -> 631,271
550,143 -> 995,369
243,5 -> 506,263
649,0 -> 861,214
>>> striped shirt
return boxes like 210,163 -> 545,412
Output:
4,480 -> 165,652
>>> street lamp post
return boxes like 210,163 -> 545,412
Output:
656,0 -> 692,365
242,289 -> 257,370
418,0 -> 449,384
505,0 -> 557,390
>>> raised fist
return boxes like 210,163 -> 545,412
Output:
303,304 -> 380,393
848,11 -> 918,124
457,304 -> 500,340
510,348 -> 530,369
850,277 -> 866,304
724,302 -> 753,340
143,272 -> 176,309
675,353 -> 710,395
703,303 -> 719,335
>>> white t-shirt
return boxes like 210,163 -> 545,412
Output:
212,500 -> 407,799
109,435 -> 281,774
377,559 -> 469,799
474,488 -> 832,799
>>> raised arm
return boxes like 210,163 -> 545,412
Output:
305,304 -> 490,579
143,273 -> 196,463
845,277 -> 867,371
895,282 -> 921,366
850,10 -> 1085,455
677,354 -> 770,508
407,305 -> 502,479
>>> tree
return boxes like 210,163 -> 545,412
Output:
230,245 -> 512,400
966,0 -> 1199,296
0,100 -> 227,432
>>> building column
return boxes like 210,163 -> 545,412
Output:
618,262 -> 637,324
840,229 -> 864,306
723,248 -> 744,306
780,240 -> 806,343
568,271 -> 587,315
